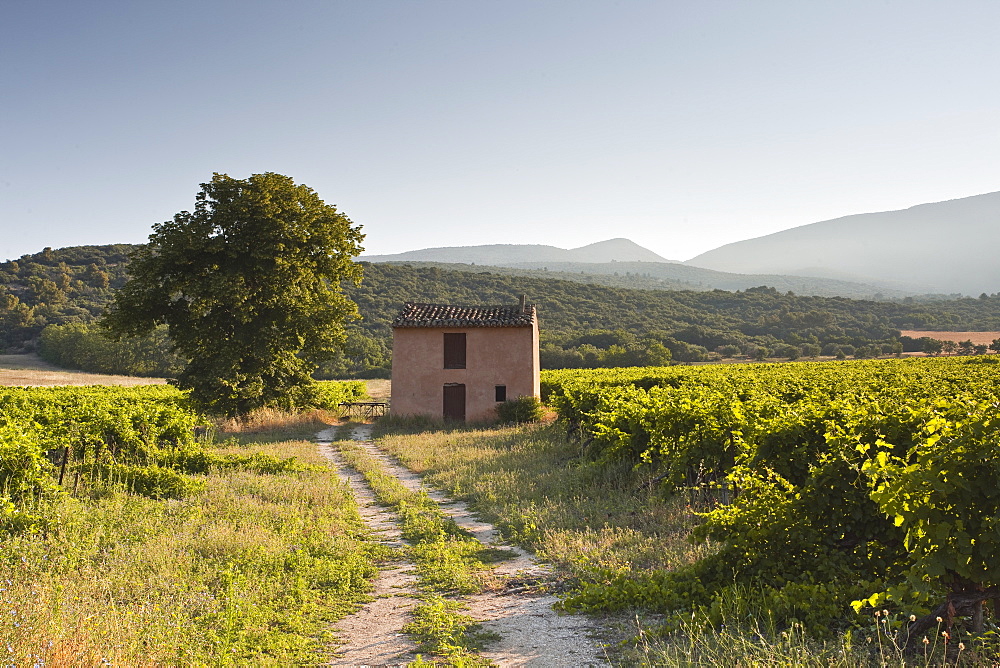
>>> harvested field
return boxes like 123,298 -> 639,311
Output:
0,354 -> 167,387
364,378 -> 391,402
899,330 -> 1000,345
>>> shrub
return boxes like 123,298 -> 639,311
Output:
495,396 -> 544,424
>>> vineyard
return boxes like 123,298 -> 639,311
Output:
540,357 -> 1000,649
6,358 -> 1000,661
1,380 -> 370,664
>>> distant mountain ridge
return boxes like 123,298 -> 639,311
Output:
365,191 -> 1000,296
361,237 -> 675,265
362,237 -> 925,299
685,191 -> 1000,295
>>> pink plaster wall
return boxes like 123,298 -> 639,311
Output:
391,323 -> 539,422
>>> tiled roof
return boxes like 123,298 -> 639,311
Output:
392,302 -> 536,328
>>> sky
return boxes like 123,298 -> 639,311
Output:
2,0 -> 999,263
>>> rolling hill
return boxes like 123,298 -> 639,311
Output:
363,239 -> 924,299
361,237 -> 675,265
380,260 -> 917,300
685,191 -> 1000,296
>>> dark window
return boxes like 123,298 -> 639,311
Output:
495,385 -> 507,402
444,333 -> 466,369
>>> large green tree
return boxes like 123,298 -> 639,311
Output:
103,172 -> 364,416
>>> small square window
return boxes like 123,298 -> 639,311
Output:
495,385 -> 507,402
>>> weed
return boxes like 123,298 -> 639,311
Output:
405,594 -> 500,664
336,439 -> 496,594
1,438 -> 383,665
495,396 -> 545,424
334,437 -> 504,664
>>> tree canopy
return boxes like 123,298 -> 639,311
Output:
103,173 -> 364,415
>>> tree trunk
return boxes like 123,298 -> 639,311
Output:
903,587 -> 999,653
972,599 -> 984,634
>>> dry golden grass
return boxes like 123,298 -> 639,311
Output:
0,353 -> 167,387
214,407 -> 338,437
900,330 -> 1000,345
364,378 -> 391,402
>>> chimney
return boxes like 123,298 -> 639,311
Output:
519,294 -> 527,312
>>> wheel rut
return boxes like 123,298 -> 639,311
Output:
317,426 -> 420,667
318,424 -> 607,667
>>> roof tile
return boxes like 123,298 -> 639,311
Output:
392,302 -> 536,328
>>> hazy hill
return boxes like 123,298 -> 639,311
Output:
685,191 -> 1000,295
386,260 -> 917,300
361,237 -> 675,265
363,237 -> 929,298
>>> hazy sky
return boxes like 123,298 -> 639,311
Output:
3,0 -> 999,263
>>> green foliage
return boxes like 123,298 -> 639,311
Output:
863,400 -> 1000,606
0,422 -> 57,532
9,241 -> 1000,379
39,321 -> 184,377
309,379 -> 368,409
82,462 -> 204,499
403,594 -> 499,663
2,437 -> 383,665
0,385 -> 206,520
544,357 -> 1000,635
0,422 -> 55,503
0,244 -> 132,351
102,173 -> 364,416
495,395 -> 544,424
344,264 -> 1000,367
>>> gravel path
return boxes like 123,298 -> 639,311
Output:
317,427 -> 421,666
319,424 -> 608,667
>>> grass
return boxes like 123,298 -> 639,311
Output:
335,429 -> 502,664
364,378 -> 391,402
369,418 -> 994,666
370,420 -> 711,580
0,352 -> 168,387
1,434 -> 385,666
622,608 -> 980,667
215,407 -> 339,442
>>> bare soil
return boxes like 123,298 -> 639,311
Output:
318,424 -> 608,667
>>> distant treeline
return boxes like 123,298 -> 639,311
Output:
5,245 -> 1000,378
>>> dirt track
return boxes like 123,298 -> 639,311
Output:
317,425 -> 607,667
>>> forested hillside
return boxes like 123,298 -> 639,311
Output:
0,245 -> 132,349
371,259 -> 919,299
6,244 -> 1000,378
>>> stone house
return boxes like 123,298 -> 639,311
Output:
390,297 -> 540,422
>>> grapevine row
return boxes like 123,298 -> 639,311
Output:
0,380 -> 366,532
542,357 -> 1000,640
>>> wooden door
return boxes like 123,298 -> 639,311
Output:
443,384 -> 466,421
